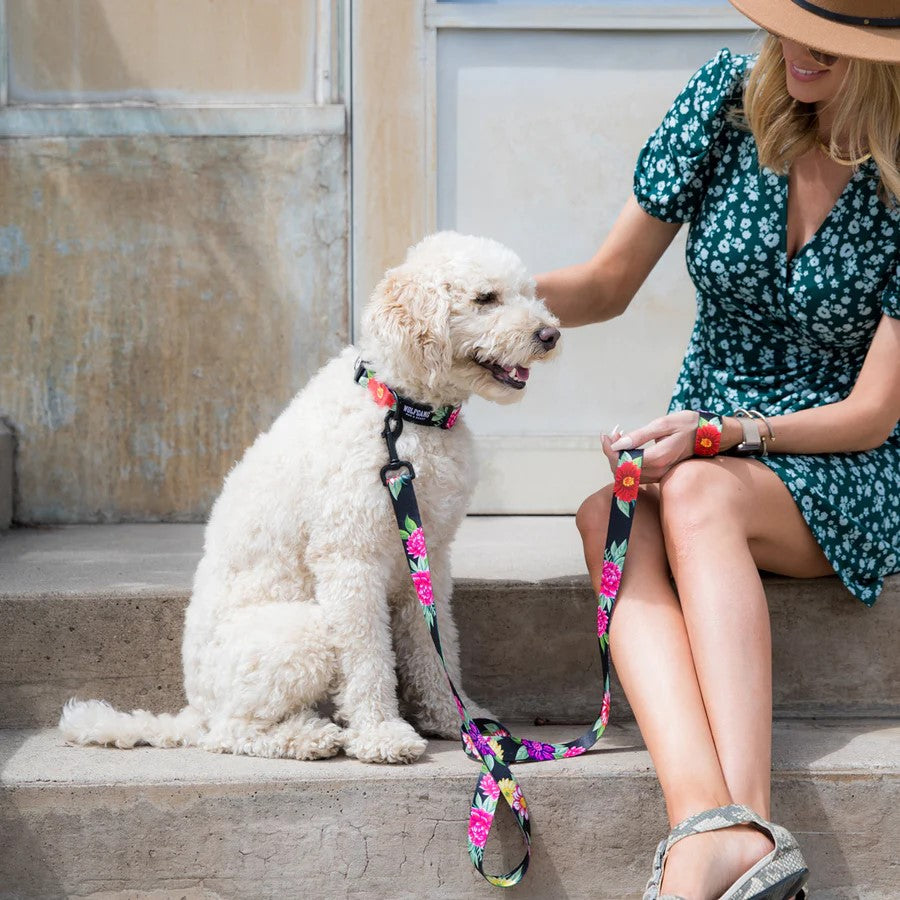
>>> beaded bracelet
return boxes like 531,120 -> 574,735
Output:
693,410 -> 723,457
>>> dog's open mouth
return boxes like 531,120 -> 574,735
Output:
475,359 -> 531,390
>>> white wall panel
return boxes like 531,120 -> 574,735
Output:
436,27 -> 758,510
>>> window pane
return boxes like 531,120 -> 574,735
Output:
7,0 -> 317,104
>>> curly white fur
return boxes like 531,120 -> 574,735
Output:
60,232 -> 560,764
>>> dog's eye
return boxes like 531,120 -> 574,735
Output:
474,291 -> 499,305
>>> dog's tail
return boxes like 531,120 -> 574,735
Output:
59,699 -> 205,749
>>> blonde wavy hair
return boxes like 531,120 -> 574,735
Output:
738,33 -> 900,204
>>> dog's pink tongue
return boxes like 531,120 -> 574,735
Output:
514,366 -> 530,382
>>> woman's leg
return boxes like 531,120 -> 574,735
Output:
658,458 -> 832,815
578,485 -> 731,819
577,486 -> 772,898
578,464 -> 831,898
651,457 -> 832,896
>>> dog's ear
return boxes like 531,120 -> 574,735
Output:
363,264 -> 453,390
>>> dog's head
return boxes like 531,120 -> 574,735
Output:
361,232 -> 560,407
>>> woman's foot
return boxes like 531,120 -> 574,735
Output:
658,823 -> 775,899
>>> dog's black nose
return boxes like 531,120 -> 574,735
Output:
536,326 -> 560,350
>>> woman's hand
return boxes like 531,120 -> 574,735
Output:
601,411 -> 700,483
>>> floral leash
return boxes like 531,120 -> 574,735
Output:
370,373 -> 644,887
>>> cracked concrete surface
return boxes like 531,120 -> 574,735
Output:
1,721 -> 898,898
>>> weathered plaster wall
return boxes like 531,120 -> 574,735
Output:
0,135 -> 347,522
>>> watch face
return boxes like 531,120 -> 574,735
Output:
735,441 -> 762,457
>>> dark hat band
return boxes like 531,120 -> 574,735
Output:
791,0 -> 900,27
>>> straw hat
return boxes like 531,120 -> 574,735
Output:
728,1 -> 900,63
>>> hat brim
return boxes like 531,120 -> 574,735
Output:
729,0 -> 900,63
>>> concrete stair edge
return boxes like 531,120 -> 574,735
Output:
1,523 -> 898,727
1,719 -> 898,899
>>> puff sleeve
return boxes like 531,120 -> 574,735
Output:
881,261 -> 900,319
633,49 -> 749,224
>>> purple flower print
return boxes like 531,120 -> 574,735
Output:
411,570 -> 433,606
522,739 -> 555,761
406,527 -> 427,559
468,721 -> 493,757
468,807 -> 494,848
563,745 -> 586,758
600,560 -> 622,598
597,607 -> 609,637
480,772 -> 500,801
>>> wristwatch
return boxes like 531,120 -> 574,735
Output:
733,415 -> 763,456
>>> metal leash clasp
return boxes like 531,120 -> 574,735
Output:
380,409 -> 416,485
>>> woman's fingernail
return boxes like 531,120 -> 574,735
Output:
610,435 -> 634,451
607,423 -> 620,437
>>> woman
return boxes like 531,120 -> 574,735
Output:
536,2 -> 900,898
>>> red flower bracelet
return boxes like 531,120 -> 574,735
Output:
694,410 -> 723,457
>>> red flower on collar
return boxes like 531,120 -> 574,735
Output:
367,377 -> 396,409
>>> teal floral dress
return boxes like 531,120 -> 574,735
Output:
633,49 -> 900,605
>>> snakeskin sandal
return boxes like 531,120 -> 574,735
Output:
642,837 -> 667,900
648,803 -> 808,900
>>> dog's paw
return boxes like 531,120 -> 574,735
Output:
344,719 -> 427,764
285,720 -> 345,760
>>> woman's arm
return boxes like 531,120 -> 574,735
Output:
536,196 -> 683,327
607,314 -> 900,481
733,312 -> 900,454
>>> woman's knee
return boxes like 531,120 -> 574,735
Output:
575,485 -> 615,540
658,460 -> 745,546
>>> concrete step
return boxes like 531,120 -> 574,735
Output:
1,719 -> 897,899
1,522 -> 898,728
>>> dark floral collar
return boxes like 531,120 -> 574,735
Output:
354,360 -> 462,429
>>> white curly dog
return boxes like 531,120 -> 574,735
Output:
60,232 -> 560,764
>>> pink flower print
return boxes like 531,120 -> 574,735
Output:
454,695 -> 465,717
446,407 -> 461,429
463,732 -> 477,756
522,739 -> 555,761
597,607 -> 609,637
511,785 -> 529,820
411,570 -> 433,606
468,807 -> 494,848
490,727 -> 509,738
406,527 -> 427,559
600,561 -> 622,599
480,772 -> 500,801
601,692 -> 611,727
563,745 -> 586,757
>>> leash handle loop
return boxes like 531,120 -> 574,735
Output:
381,411 -> 642,886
